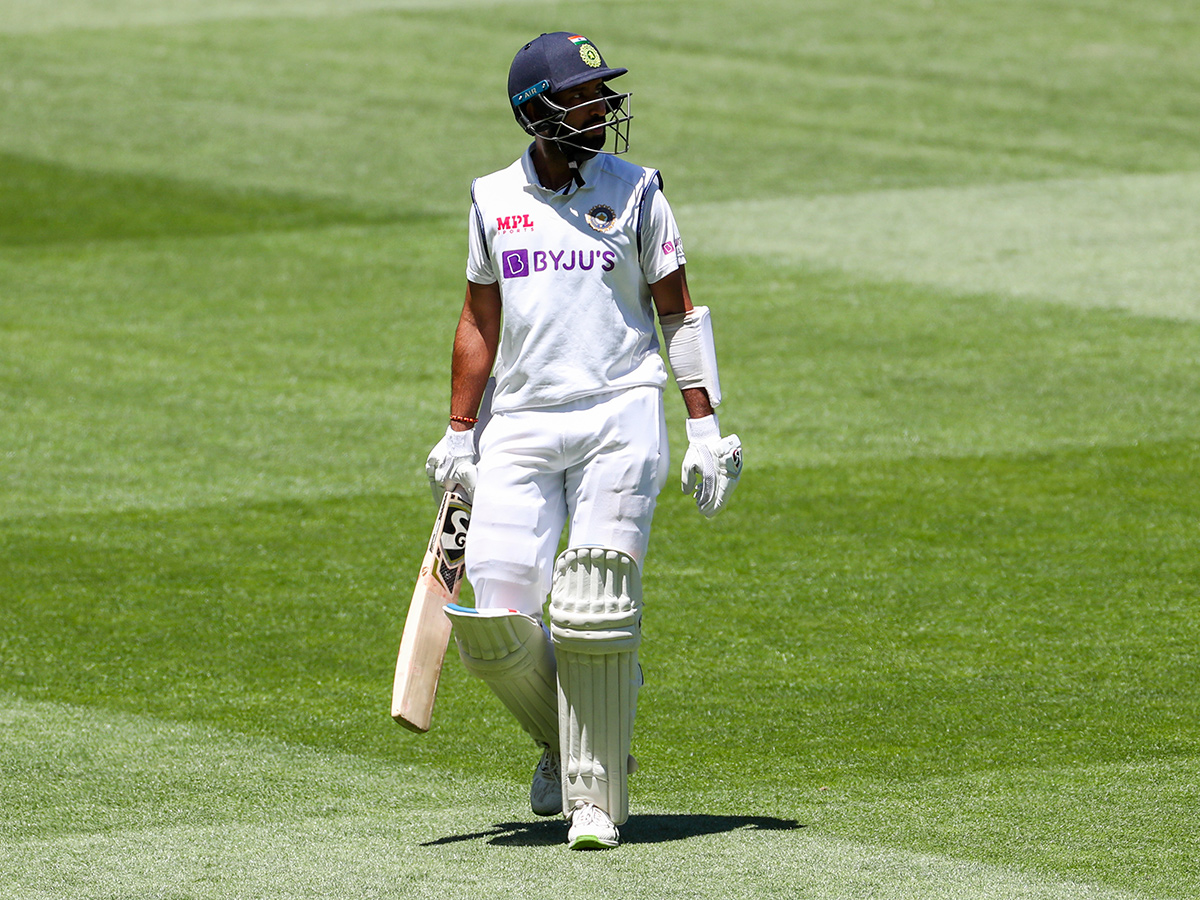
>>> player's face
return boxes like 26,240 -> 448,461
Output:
553,78 -> 609,152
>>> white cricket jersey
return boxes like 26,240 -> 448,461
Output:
466,146 -> 686,413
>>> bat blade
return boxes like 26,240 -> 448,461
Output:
391,486 -> 471,733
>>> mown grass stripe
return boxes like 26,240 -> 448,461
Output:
0,152 -> 398,247
5,822 -> 1154,900
682,172 -> 1200,320
0,0 -> 554,34
1,698 -> 1151,900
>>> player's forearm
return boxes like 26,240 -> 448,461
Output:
681,387 -> 714,419
449,333 -> 493,430
448,282 -> 500,431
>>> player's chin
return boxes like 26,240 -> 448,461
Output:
577,130 -> 606,153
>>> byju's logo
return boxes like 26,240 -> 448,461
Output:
502,249 -> 530,279
500,248 -> 616,279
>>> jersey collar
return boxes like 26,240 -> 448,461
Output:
521,145 -> 600,196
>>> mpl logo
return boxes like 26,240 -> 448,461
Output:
497,214 -> 534,233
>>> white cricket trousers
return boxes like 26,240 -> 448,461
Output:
465,386 -> 669,618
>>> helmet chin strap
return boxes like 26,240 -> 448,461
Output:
551,131 -> 600,187
562,144 -> 599,186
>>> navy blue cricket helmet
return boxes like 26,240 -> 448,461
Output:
507,32 -> 633,159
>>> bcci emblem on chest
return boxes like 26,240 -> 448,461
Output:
586,204 -> 617,233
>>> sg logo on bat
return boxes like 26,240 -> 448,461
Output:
440,499 -> 471,568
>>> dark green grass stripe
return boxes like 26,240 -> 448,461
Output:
646,435 -> 1200,783
0,152 -> 401,247
3,439 -> 1198,894
3,437 -> 1197,781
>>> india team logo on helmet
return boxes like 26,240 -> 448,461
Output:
568,35 -> 603,68
586,204 -> 617,233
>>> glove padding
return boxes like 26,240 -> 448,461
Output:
425,425 -> 478,502
681,415 -> 742,518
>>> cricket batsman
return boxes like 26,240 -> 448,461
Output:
425,31 -> 743,849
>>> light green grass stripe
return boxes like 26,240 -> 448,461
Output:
682,172 -> 1200,321
0,0 -> 554,33
5,820 -> 1155,900
1,697 -> 1151,900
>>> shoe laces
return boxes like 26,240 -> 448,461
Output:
537,749 -> 560,780
571,802 -> 610,828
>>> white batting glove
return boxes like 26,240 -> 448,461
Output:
425,425 -> 478,503
681,415 -> 743,518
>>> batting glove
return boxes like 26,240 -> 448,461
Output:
681,415 -> 743,518
425,425 -> 478,503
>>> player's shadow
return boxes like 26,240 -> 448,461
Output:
422,814 -> 803,848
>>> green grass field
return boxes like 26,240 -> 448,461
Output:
2,1 -> 1198,897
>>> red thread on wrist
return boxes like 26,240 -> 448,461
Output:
449,414 -> 479,425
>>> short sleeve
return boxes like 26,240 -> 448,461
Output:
639,184 -> 687,284
465,202 -> 496,284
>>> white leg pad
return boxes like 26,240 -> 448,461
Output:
549,547 -> 642,825
445,605 -> 558,749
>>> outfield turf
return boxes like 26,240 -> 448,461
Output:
2,1 -> 1198,897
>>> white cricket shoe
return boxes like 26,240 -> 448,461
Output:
530,747 -> 561,817
567,802 -> 619,850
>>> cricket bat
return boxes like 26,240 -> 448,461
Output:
391,485 -> 472,733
